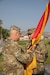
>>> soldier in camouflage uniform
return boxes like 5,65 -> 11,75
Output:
34,41 -> 48,75
26,28 -> 48,75
2,25 -> 33,75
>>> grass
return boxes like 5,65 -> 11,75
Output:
0,38 -> 50,72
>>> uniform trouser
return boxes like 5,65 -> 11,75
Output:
32,74 -> 44,75
3,64 -> 24,75
32,62 -> 45,75
32,72 -> 44,75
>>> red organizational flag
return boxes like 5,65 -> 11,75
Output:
31,1 -> 50,45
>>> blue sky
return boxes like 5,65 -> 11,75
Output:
0,0 -> 50,32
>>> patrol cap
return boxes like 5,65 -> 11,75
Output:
10,25 -> 20,33
27,28 -> 35,35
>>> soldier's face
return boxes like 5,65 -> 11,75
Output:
10,30 -> 20,40
28,33 -> 34,40
28,34 -> 31,40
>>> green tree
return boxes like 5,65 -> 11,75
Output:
2,28 -> 9,39
0,20 -> 2,39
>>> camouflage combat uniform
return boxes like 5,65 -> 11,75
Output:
2,25 -> 33,75
32,41 -> 48,75
2,38 -> 33,75
26,28 -> 48,75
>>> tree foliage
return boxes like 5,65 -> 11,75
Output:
2,28 -> 9,39
0,20 -> 2,39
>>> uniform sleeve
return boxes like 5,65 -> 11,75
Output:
13,48 -> 33,64
39,41 -> 48,61
35,41 -> 48,63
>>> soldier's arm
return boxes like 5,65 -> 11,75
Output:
14,48 -> 33,64
39,42 -> 47,53
39,41 -> 48,60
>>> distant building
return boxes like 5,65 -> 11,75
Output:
20,31 -> 50,40
43,32 -> 50,39
20,36 -> 29,40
